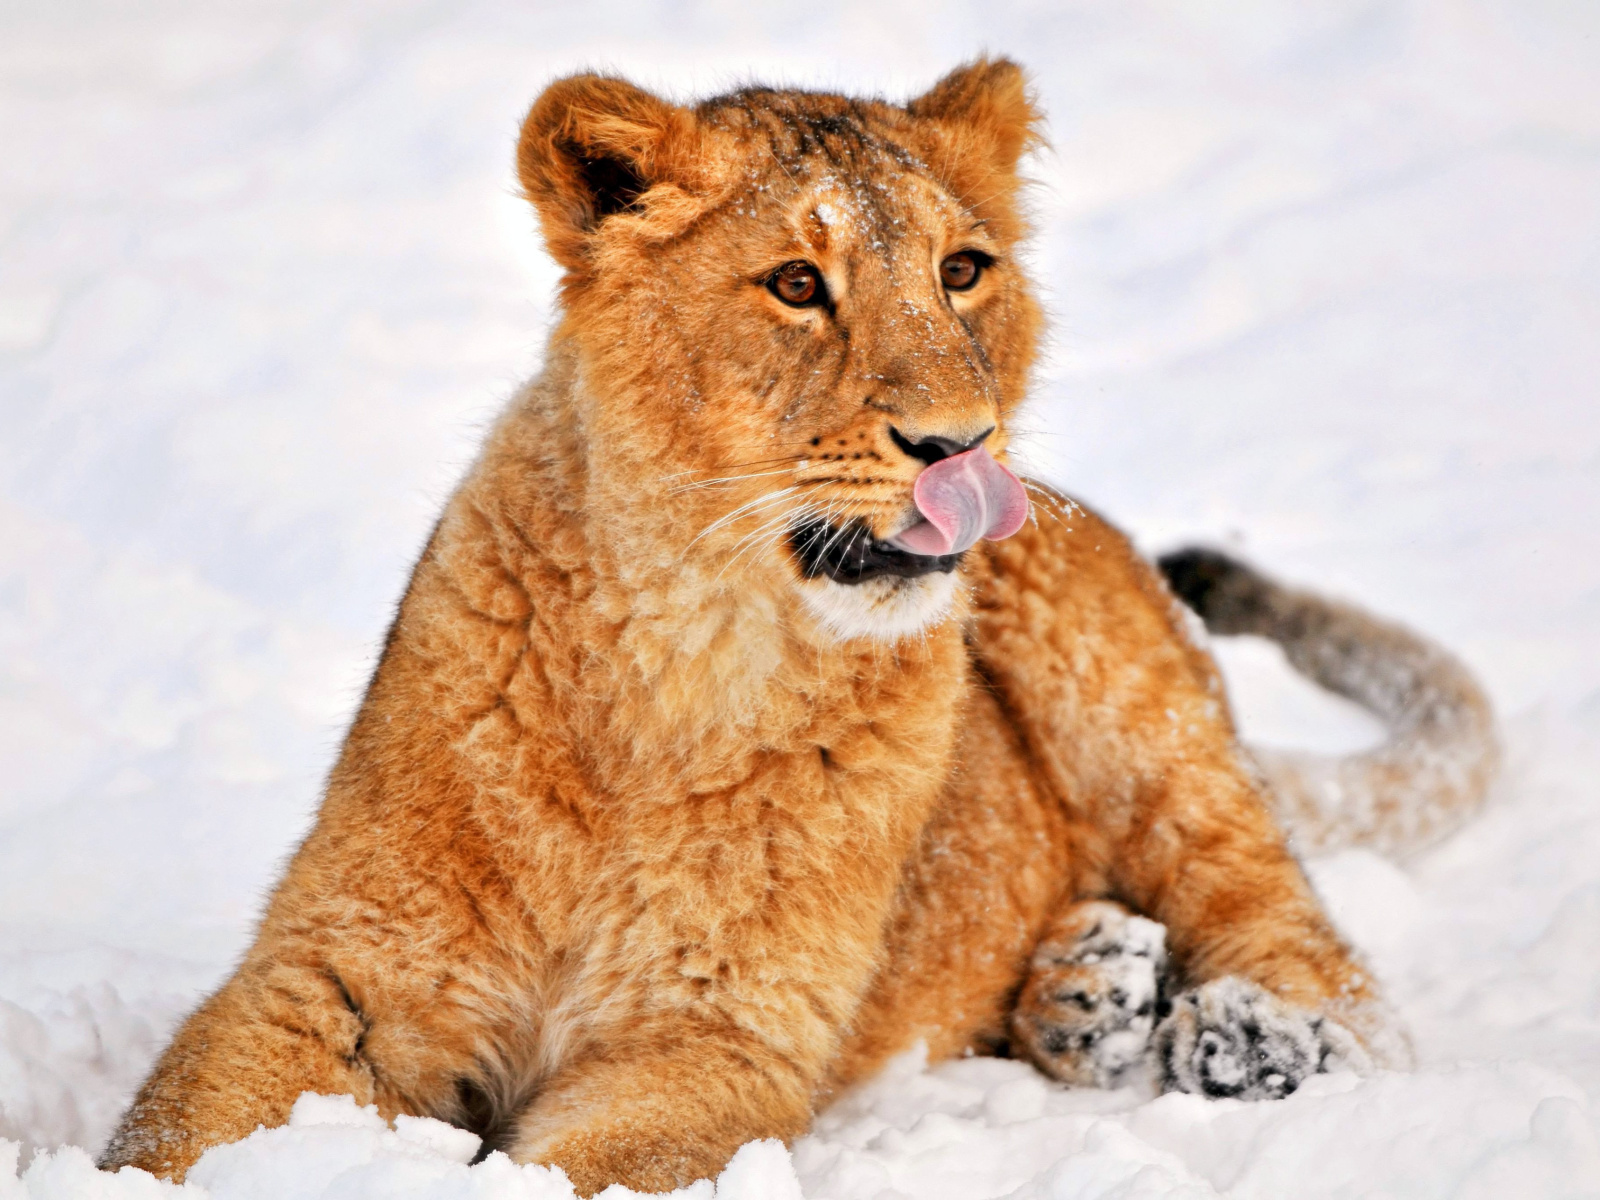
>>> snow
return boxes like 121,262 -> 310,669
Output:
3,0 -> 1599,1195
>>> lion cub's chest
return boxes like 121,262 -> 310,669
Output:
534,660 -> 971,1035
501,623 -> 970,951
594,645 -> 966,853
426,504 -> 972,968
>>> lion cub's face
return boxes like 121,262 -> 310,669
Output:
518,63 -> 1043,641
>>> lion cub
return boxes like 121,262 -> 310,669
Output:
102,61 -> 1494,1194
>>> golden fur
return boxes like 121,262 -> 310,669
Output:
101,61 -> 1490,1194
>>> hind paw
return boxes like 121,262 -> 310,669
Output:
1153,977 -> 1370,1100
1011,900 -> 1169,1088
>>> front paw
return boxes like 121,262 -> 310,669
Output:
1153,977 -> 1370,1100
1011,900 -> 1168,1088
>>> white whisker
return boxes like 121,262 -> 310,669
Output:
687,487 -> 803,549
670,467 -> 800,495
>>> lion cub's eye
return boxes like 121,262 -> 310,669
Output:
769,261 -> 826,307
940,251 -> 989,292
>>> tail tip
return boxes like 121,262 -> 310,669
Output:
1156,546 -> 1270,629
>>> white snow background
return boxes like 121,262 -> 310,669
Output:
3,0 -> 1600,1196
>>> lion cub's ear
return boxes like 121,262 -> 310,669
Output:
517,74 -> 713,274
906,58 -> 1042,228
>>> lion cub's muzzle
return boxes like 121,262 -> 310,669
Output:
788,423 -> 1030,586
789,445 -> 1030,584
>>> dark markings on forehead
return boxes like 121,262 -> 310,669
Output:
711,96 -> 881,164
703,88 -> 936,244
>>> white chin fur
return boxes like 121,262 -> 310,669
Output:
797,572 -> 960,642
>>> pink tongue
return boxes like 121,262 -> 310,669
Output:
887,445 -> 1030,557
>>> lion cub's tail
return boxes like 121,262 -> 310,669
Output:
1158,548 -> 1499,860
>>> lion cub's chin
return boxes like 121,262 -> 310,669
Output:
797,571 -> 961,643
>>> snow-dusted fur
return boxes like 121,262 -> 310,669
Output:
1154,976 -> 1374,1100
1158,548 -> 1500,858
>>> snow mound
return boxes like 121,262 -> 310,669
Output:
6,1094 -> 798,1200
9,1061 -> 1596,1200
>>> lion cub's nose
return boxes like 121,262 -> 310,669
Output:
888,425 -> 995,466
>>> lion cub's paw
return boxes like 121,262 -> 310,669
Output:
1011,900 -> 1169,1088
1153,976 -> 1371,1100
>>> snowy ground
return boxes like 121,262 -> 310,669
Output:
3,0 -> 1599,1196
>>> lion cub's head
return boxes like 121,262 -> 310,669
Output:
517,60 -> 1042,642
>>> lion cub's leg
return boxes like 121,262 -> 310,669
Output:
1010,899 -> 1167,1088
975,494 -> 1410,1095
98,963 -> 380,1179
503,1029 -> 813,1198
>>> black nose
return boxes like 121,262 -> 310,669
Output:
888,425 -> 994,465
